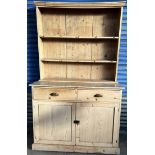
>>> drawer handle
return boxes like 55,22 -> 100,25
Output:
94,94 -> 103,97
50,92 -> 59,96
74,120 -> 80,125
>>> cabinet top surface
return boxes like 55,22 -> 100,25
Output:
30,80 -> 123,90
34,1 -> 126,8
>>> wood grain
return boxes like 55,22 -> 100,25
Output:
92,9 -> 120,37
67,63 -> 91,80
41,62 -> 66,79
36,7 -> 43,36
33,3 -> 124,153
32,143 -> 120,154
66,10 -> 93,37
33,88 -> 77,101
41,8 -> 66,37
32,101 -> 39,143
76,103 -> 114,147
42,39 -> 66,60
34,101 -> 76,145
115,7 -> 123,81
34,1 -> 126,8
30,80 -> 123,89
77,89 -> 121,102
41,39 -> 117,61
91,64 -> 116,81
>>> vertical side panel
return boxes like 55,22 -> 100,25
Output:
38,37 -> 44,79
115,7 -> 123,81
76,102 -> 80,141
113,90 -> 122,147
72,102 -> 76,145
36,7 -> 43,36
112,106 -> 121,147
33,100 -> 39,143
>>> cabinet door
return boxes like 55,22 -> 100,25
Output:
33,101 -> 75,145
76,102 -> 120,147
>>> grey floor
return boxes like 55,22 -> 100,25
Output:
27,130 -> 127,155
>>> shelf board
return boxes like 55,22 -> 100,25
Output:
39,78 -> 117,84
40,36 -> 119,39
41,59 -> 117,63
30,80 -> 122,90
34,1 -> 126,8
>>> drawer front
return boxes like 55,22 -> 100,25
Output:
33,88 -> 77,101
77,89 -> 121,102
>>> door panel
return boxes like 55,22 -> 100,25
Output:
76,103 -> 117,147
33,101 -> 75,145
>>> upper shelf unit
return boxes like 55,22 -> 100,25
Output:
36,5 -> 123,82
37,8 -> 121,38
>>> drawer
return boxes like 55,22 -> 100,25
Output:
33,88 -> 77,101
77,89 -> 121,103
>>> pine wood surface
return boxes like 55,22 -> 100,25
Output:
33,101 -> 76,145
34,1 -> 125,8
30,80 -> 122,89
36,7 -> 122,81
38,8 -> 121,37
31,2 -> 125,153
32,143 -> 120,154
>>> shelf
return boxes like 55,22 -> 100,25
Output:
40,78 -> 117,83
41,59 -> 117,63
40,36 -> 119,40
30,80 -> 122,89
34,1 -> 126,8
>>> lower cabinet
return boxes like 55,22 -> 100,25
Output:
33,100 -> 120,148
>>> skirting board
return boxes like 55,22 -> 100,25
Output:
32,143 -> 120,154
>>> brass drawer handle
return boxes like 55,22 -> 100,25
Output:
94,94 -> 103,97
74,120 -> 80,125
50,92 -> 59,96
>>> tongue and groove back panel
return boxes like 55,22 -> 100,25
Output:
39,8 -> 120,37
41,39 -> 118,61
37,7 -> 121,81
41,62 -> 116,80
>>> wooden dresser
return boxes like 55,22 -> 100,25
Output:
30,1 -> 125,154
